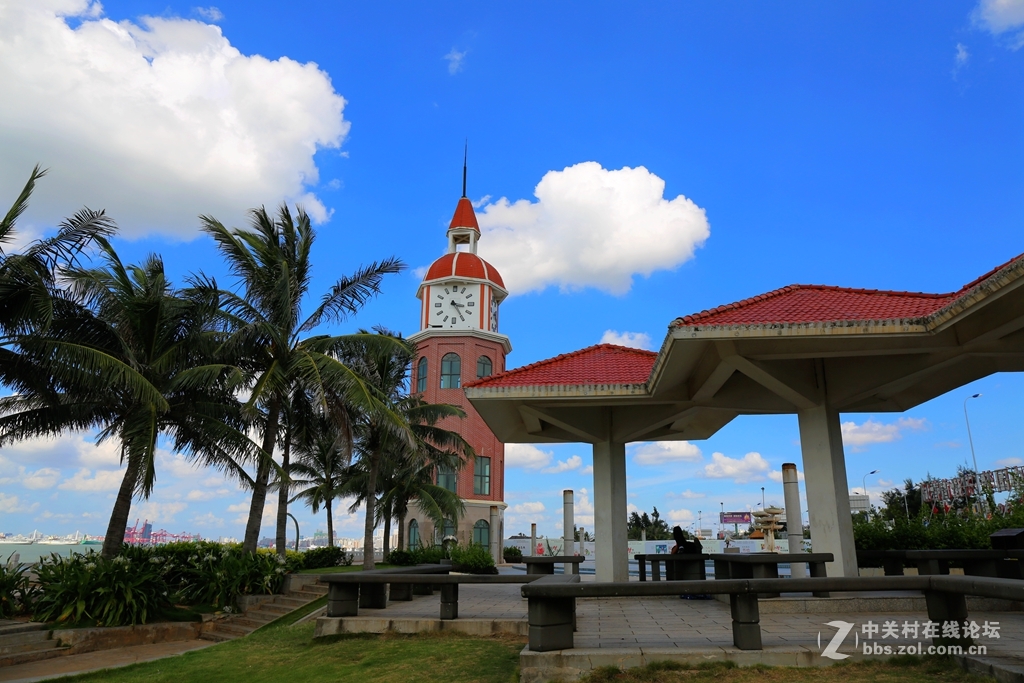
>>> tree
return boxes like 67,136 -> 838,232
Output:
0,242 -> 257,557
627,507 -> 672,540
288,415 -> 350,548
881,478 -> 922,520
202,204 -> 404,554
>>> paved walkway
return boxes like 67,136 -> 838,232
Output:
0,640 -> 213,683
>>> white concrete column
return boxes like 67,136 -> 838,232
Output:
489,505 -> 500,564
797,405 -> 857,577
562,490 -> 575,573
530,523 -> 537,557
781,463 -> 805,578
593,440 -> 628,582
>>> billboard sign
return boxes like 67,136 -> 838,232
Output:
720,512 -> 752,525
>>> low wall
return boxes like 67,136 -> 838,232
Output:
54,621 -> 203,654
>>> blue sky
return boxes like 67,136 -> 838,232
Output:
1,0 -> 1023,540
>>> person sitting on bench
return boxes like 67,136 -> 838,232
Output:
671,526 -> 702,554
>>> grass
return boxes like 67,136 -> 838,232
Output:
59,622 -> 524,683
297,563 -> 395,574
576,657 -> 992,683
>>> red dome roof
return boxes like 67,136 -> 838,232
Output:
449,197 -> 480,231
424,252 -> 505,289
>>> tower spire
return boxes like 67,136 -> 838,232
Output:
462,141 -> 467,198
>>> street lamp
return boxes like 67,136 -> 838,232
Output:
862,470 -> 879,496
761,487 -> 765,509
964,393 -> 982,509
286,512 -> 300,553
698,511 -> 702,537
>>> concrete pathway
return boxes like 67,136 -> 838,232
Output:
0,640 -> 213,683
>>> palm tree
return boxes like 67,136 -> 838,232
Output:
201,204 -> 405,554
340,331 -> 473,567
288,415 -> 350,548
0,242 -> 258,557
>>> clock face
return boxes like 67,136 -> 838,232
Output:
430,282 -> 478,330
489,298 -> 499,332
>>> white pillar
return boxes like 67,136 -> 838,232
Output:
489,505 -> 500,564
530,523 -> 536,557
798,405 -> 857,577
781,462 -> 805,579
562,489 -> 574,573
593,440 -> 628,582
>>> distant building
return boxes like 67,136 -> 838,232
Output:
849,494 -> 870,515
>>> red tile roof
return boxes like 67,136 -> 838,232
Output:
449,197 -> 480,231
424,252 -> 505,289
672,253 -> 1024,328
466,344 -> 657,389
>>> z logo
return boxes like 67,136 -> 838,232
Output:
818,620 -> 858,660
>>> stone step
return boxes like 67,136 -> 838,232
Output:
254,603 -> 293,615
231,617 -> 270,630
288,590 -> 325,600
209,622 -> 255,638
0,638 -> 60,656
0,646 -> 72,668
198,631 -> 234,643
0,621 -> 46,636
241,610 -> 278,624
0,629 -> 52,647
273,597 -> 307,608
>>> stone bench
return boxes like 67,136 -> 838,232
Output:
857,549 -> 1024,579
321,564 -> 452,610
635,553 -> 708,582
522,556 -> 585,575
521,574 -> 1024,652
710,552 -> 833,597
322,571 -> 541,620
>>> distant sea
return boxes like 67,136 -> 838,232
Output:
1,543 -> 97,565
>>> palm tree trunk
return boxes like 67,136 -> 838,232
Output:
275,426 -> 291,556
243,397 -> 280,554
326,498 -> 334,549
101,455 -> 141,559
397,510 -> 406,551
382,506 -> 391,558
362,448 -> 381,570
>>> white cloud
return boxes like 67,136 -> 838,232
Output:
768,468 -> 805,483
443,48 -> 466,74
58,468 -> 125,491
0,0 -> 348,237
135,501 -> 187,524
841,417 -> 927,449
22,467 -> 61,490
955,42 -> 970,67
510,502 -> 546,515
670,489 -> 706,499
190,511 -> 224,527
0,432 -> 121,469
995,457 -> 1024,467
703,452 -> 771,483
632,441 -> 702,466
477,162 -> 709,295
505,443 -> 553,469
574,488 -> 595,529
186,488 -> 231,502
973,0 -> 1024,45
193,6 -> 223,21
580,465 -> 593,475
666,508 -> 695,525
600,330 -> 653,350
543,455 -> 583,474
0,493 -> 38,514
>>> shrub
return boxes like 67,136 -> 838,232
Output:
449,544 -> 497,574
502,546 -> 523,563
385,549 -> 416,566
177,548 -> 287,608
409,545 -> 446,564
33,552 -> 171,627
0,560 -> 36,618
302,546 -> 352,569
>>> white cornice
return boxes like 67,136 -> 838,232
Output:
408,328 -> 513,354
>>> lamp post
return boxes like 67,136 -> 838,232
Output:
698,511 -> 702,537
761,487 -> 765,509
286,513 -> 300,553
862,470 -> 879,517
964,393 -> 982,510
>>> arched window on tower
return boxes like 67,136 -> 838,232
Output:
473,519 -> 490,548
440,353 -> 461,389
477,355 -> 492,378
416,357 -> 427,393
408,519 -> 420,551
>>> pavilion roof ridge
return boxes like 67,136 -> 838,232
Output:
464,343 -> 657,389
670,252 -> 1024,330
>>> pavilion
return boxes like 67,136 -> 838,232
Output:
464,253 -> 1024,582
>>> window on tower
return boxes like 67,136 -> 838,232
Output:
416,357 -> 427,393
474,456 -> 491,496
473,519 -> 490,548
440,353 -> 461,389
438,466 -> 457,493
476,355 -> 493,378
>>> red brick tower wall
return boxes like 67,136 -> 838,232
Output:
414,335 -> 506,501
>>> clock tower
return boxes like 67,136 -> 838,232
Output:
406,187 -> 510,561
